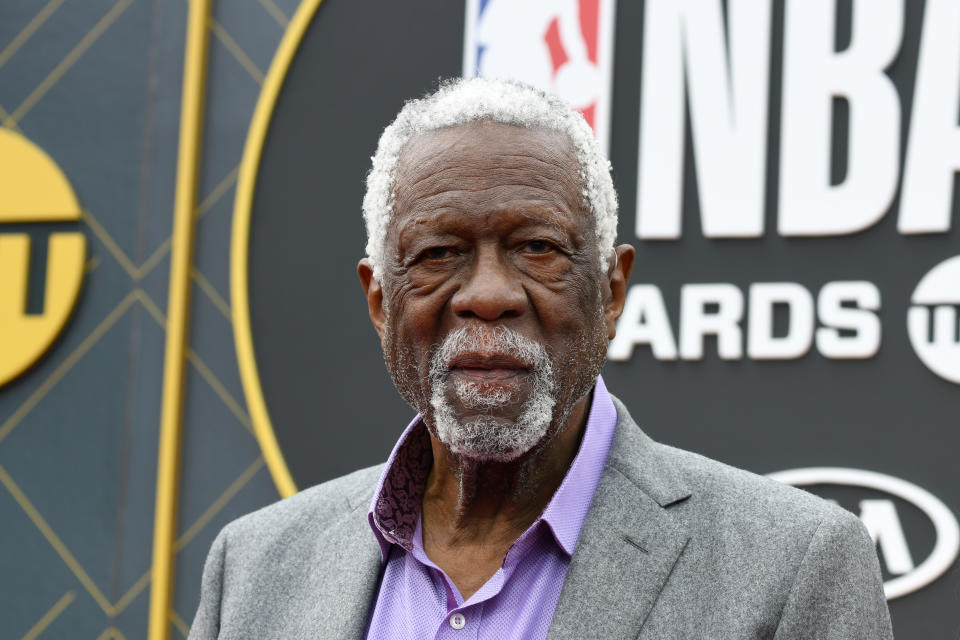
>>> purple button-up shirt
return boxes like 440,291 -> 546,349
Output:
365,376 -> 617,639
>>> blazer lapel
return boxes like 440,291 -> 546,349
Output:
294,487 -> 384,639
547,396 -> 692,640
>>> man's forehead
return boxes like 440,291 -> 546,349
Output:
395,121 -> 578,174
382,121 -> 592,254
395,203 -> 579,238
392,122 -> 581,211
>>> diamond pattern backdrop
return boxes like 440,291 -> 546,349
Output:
0,1 -> 299,636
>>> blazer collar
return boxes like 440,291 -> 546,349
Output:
547,394 -> 692,640
605,394 -> 692,508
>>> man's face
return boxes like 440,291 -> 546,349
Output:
370,121 -> 614,461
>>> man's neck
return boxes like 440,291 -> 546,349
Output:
420,393 -> 591,552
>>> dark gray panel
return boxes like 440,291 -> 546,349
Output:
249,0 -> 466,480
245,1 -> 960,635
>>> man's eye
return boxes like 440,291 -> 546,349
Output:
421,246 -> 454,261
523,240 -> 554,254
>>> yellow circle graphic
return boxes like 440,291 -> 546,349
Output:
0,128 -> 86,387
232,0 -> 325,498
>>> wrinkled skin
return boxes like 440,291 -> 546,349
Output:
358,120 -> 634,600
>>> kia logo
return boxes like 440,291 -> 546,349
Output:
768,467 -> 960,599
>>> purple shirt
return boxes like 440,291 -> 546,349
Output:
365,376 -> 617,639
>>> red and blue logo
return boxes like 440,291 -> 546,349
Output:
463,0 -> 617,155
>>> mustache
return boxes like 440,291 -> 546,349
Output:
431,326 -> 547,374
429,326 -> 554,412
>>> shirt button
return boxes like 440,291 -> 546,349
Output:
449,613 -> 466,630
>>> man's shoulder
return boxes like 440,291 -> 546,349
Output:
630,428 -> 872,581
218,464 -> 384,549
652,438 -> 855,531
613,410 -> 879,606
190,465 -> 387,638
608,395 -> 859,539
603,399 -> 891,638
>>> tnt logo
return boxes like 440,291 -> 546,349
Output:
908,256 -> 960,384
0,128 -> 86,387
462,0 -> 617,154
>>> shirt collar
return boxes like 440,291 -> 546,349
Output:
367,375 -> 618,562
367,412 -> 432,562
538,375 -> 617,555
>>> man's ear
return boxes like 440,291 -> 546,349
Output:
604,244 -> 635,340
358,258 -> 387,344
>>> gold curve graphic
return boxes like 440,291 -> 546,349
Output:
148,0 -> 212,637
231,0 -> 326,499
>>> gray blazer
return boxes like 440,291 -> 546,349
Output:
188,396 -> 893,639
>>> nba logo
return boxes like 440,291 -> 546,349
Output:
463,0 -> 617,155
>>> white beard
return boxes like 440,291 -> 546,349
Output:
428,326 -> 556,461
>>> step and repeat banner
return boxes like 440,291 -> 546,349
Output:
240,1 -> 958,637
1,0 -> 957,637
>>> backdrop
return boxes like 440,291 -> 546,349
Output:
1,1 -> 957,638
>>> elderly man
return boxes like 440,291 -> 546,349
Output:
189,79 -> 892,639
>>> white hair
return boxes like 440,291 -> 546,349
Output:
362,77 -> 619,280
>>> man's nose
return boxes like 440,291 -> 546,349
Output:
450,247 -> 528,321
